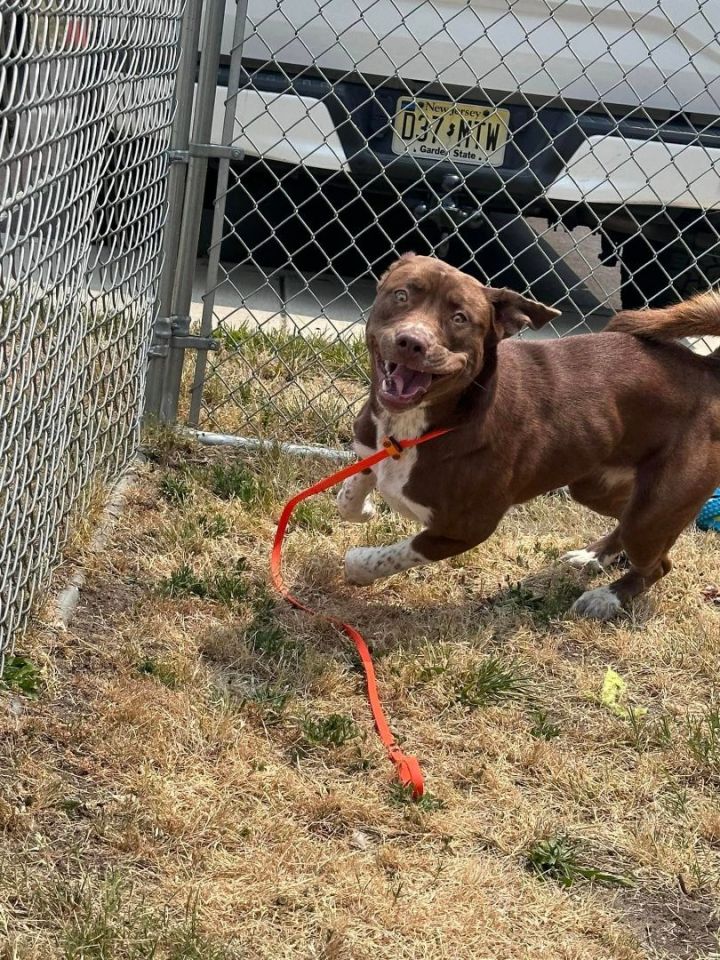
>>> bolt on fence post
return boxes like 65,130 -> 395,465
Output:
145,0 -> 204,421
188,0 -> 249,427
156,0 -> 228,424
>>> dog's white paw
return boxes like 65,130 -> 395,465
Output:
337,494 -> 376,523
344,547 -> 378,586
561,548 -> 604,572
571,586 -> 622,620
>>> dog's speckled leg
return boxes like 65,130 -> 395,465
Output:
345,538 -> 426,585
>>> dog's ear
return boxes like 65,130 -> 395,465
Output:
377,252 -> 416,290
487,287 -> 561,339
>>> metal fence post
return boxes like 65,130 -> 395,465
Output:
153,0 -> 229,424
145,0 -> 205,420
187,0 -> 249,426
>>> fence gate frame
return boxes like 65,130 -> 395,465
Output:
146,0 -> 249,427
145,0 -> 720,452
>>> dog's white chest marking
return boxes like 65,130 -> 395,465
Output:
370,409 -> 433,527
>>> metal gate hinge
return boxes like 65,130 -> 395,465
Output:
148,315 -> 220,357
168,143 -> 245,163
171,334 -> 220,351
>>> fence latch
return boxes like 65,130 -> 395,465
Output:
148,316 -> 220,358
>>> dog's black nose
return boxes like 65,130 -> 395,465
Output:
395,330 -> 428,358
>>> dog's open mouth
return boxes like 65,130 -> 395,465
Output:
375,353 -> 438,407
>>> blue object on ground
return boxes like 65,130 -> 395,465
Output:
697,488 -> 720,532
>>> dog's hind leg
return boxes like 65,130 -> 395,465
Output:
563,471 -> 634,570
572,459 -> 718,620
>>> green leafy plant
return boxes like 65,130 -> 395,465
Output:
526,836 -> 633,888
529,708 -> 561,741
302,713 -> 358,748
1,655 -> 41,697
389,783 -> 444,811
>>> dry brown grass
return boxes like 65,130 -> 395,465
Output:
2,429 -> 720,960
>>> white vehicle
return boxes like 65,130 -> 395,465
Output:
207,0 -> 720,309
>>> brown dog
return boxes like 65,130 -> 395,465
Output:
336,254 -> 720,619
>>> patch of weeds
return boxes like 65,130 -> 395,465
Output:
627,709 -> 673,752
455,656 -> 533,709
686,705 -> 720,779
158,564 -> 207,599
159,472 -> 192,505
0,655 -> 42,697
138,657 -> 179,689
245,590 -> 292,658
663,784 -> 690,818
209,558 -> 251,604
529,708 -> 561,741
158,560 -> 251,607
206,462 -> 267,505
302,713 -> 358,748
241,684 -> 292,724
495,577 -> 583,623
291,501 -> 333,535
410,648 -> 452,685
61,876 -> 235,960
197,513 -> 229,538
141,422 -> 195,466
248,620 -> 288,657
389,783 -> 444,811
526,836 -> 633,888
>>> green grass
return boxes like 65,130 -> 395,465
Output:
61,875 -> 237,960
159,564 -> 208,599
455,656 -> 533,709
196,513 -> 229,538
214,325 -> 369,382
626,709 -> 673,752
138,657 -> 179,689
158,559 -> 251,606
492,577 -> 584,623
686,704 -> 720,780
159,473 -> 192,505
301,713 -> 359,748
205,463 -> 269,506
529,708 -> 561,741
526,837 -> 634,888
389,784 -> 445,812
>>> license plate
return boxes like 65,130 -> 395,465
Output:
391,96 -> 510,167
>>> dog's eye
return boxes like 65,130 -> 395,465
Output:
452,312 -> 468,324
394,289 -> 408,303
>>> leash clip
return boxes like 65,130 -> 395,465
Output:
382,435 -> 404,460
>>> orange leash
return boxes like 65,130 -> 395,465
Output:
270,428 -> 452,798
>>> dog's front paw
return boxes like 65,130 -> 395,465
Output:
344,547 -> 378,586
337,492 -> 376,523
561,548 -> 604,572
571,586 -> 623,620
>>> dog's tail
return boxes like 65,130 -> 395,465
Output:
606,290 -> 720,342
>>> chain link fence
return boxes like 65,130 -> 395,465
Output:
150,0 -> 720,452
0,0 -> 183,665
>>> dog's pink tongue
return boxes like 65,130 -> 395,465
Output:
390,364 -> 433,398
